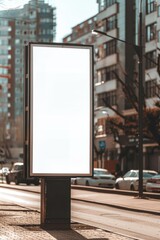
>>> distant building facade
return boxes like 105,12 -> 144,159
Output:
0,0 -> 56,151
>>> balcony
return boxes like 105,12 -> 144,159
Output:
97,3 -> 118,22
95,79 -> 117,94
96,53 -> 118,69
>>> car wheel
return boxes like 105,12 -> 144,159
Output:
6,176 -> 10,184
115,183 -> 119,189
74,179 -> 77,185
34,181 -> 39,186
130,185 -> 135,191
86,180 -> 89,186
15,178 -> 19,185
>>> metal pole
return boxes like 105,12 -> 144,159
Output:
138,1 -> 144,198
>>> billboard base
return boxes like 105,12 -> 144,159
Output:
41,177 -> 71,230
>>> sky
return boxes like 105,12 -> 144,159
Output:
53,0 -> 98,41
0,0 -> 98,42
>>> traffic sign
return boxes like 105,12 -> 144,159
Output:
99,140 -> 106,151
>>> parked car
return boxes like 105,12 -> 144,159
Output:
115,169 -> 158,191
146,174 -> 160,193
71,168 -> 116,188
5,162 -> 39,186
1,167 -> 10,175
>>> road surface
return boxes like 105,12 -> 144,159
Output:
0,184 -> 160,240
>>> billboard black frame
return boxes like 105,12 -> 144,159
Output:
24,42 -> 94,177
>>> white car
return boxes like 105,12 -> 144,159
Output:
72,168 -> 116,188
146,174 -> 160,193
115,169 -> 158,191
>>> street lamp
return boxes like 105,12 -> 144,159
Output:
92,5 -> 145,198
92,29 -> 136,46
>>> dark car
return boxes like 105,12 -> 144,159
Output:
6,162 -> 39,185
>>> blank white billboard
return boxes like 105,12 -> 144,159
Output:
28,43 -> 93,176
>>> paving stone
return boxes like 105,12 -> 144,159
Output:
0,203 -> 136,240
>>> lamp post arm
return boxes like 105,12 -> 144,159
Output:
92,29 -> 141,54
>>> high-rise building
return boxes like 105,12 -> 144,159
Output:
0,0 -> 56,152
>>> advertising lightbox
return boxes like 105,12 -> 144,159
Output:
28,43 -> 93,176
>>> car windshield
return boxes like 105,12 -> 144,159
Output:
14,165 -> 23,171
142,172 -> 155,178
124,170 -> 157,178
151,174 -> 160,179
94,169 -> 110,175
136,172 -> 157,178
123,171 -> 138,178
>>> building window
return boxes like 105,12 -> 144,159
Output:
99,0 -> 107,11
146,23 -> 156,42
158,30 -> 160,42
158,5 -> 160,16
146,0 -> 156,14
146,50 -> 156,69
105,15 -> 117,31
66,36 -> 71,42
97,91 -> 116,107
105,40 -> 116,56
145,79 -> 157,98
97,65 -> 117,83
0,68 -> 8,74
106,0 -> 117,8
98,0 -> 116,11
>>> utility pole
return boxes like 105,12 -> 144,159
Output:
137,0 -> 145,198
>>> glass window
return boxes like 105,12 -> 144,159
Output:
158,5 -> 160,16
97,90 -> 116,107
146,0 -> 156,14
106,0 -> 117,8
97,65 -> 117,83
146,22 -> 156,42
158,30 -> 160,42
105,15 -> 117,31
14,165 -> 23,171
130,172 -> 138,177
124,171 -> 132,178
145,79 -> 157,98
15,39 -> 20,44
105,40 -> 117,56
0,68 -> 8,74
99,0 -> 106,11
145,50 -> 156,69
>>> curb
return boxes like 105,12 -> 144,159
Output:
72,185 -> 160,199
0,183 -> 160,216
72,197 -> 160,216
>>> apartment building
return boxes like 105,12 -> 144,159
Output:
143,0 -> 160,172
64,0 -> 160,174
0,0 -> 56,153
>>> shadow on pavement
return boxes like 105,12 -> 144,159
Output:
47,229 -> 109,240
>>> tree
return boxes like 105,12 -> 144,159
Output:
102,69 -> 160,169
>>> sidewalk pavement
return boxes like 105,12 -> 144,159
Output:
0,201 -> 137,240
0,184 -> 160,240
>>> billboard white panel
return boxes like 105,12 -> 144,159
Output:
28,43 -> 93,176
